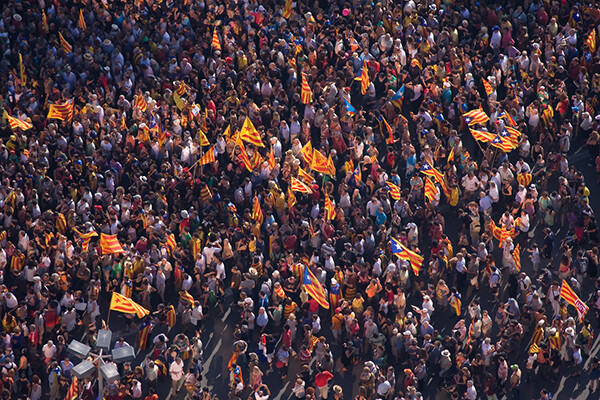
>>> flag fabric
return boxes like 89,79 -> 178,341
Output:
311,149 -> 330,174
18,53 -> 26,87
517,172 -> 532,187
482,78 -> 493,96
78,9 -> 86,30
378,115 -> 394,145
587,29 -> 597,53
301,141 -> 313,165
109,292 -> 150,318
448,147 -> 455,163
351,166 -> 362,186
498,109 -> 517,127
166,305 -> 176,328
463,109 -> 489,125
410,58 -> 422,70
166,233 -> 177,252
283,0 -> 292,19
302,266 -> 330,309
297,167 -> 313,182
73,229 -> 98,252
120,114 -> 127,131
324,194 -> 336,220
212,27 -> 221,51
58,32 -> 73,54
239,117 -> 264,147
180,291 -> 195,305
344,98 -> 356,116
420,161 -> 444,183
134,90 -> 147,112
238,142 -> 253,172
391,237 -> 423,275
327,155 -> 336,177
512,244 -> 521,272
252,195 -> 263,224
424,177 -> 436,203
100,233 -> 125,254
199,146 -> 216,165
66,376 -> 79,400
7,115 -> 32,131
290,177 -> 313,194
386,181 -> 402,200
268,147 -> 276,169
138,321 -> 153,351
449,294 -> 462,316
274,283 -> 286,299
529,342 -> 541,354
390,85 -> 405,110
560,279 -> 589,322
41,11 -> 49,34
354,61 -> 370,94
301,72 -> 313,104
47,99 -> 74,122
287,187 -> 297,209
470,128 -> 495,143
490,135 -> 515,152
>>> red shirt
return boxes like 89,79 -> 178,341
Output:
314,371 -> 333,387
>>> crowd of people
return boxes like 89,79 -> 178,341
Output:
1,0 -> 600,399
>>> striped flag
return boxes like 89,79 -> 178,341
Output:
120,114 -> 127,131
512,244 -> 521,272
78,9 -> 86,30
482,78 -> 493,96
498,109 -> 516,127
138,321 -> 153,351
180,291 -> 195,305
448,147 -> 455,163
385,181 -> 402,200
166,233 -> 177,251
41,11 -> 49,34
297,167 -> 313,182
134,90 -> 147,112
560,279 -> 589,322
517,172 -> 532,187
100,233 -> 125,254
327,155 -> 336,177
66,377 -> 79,400
391,237 -> 423,275
166,305 -> 176,328
302,266 -> 329,309
301,141 -> 313,165
378,115 -> 394,145
274,282 -> 286,299
212,27 -> 221,51
462,109 -> 489,125
199,146 -> 216,165
290,177 -> 313,194
267,147 -> 276,169
470,128 -> 495,143
239,117 -> 264,147
58,32 -> 73,54
587,29 -> 597,53
287,187 -> 297,209
252,195 -> 263,224
324,194 -> 336,220
109,292 -> 150,318
301,72 -> 313,104
19,53 -> 26,87
311,149 -> 330,174
354,61 -> 370,94
7,115 -> 32,131
47,99 -> 74,122
424,177 -> 436,203
490,135 -> 515,152
73,229 -> 98,252
420,161 -> 444,183
344,98 -> 356,116
390,85 -> 405,110
449,294 -> 462,316
237,141 -> 253,172
283,0 -> 292,19
410,58 -> 422,70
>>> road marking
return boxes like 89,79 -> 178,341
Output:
271,381 -> 291,400
201,337 -> 223,390
222,308 -> 231,322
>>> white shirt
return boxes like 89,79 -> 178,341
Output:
169,360 -> 184,381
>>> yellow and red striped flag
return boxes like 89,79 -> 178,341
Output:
327,155 -> 336,177
560,279 -> 589,322
391,237 -> 423,275
420,161 -> 444,183
311,149 -> 330,174
267,146 -> 276,169
100,233 -> 125,254
7,115 -> 32,131
166,233 -> 177,251
302,266 -> 329,309
287,187 -> 297,209
386,181 -> 402,200
355,60 -> 370,94
73,229 -> 98,252
470,128 -> 496,143
252,195 -> 263,224
212,27 -> 221,51
424,177 -> 436,203
482,78 -> 493,96
180,291 -> 195,305
138,321 -> 153,351
291,176 -> 313,194
166,305 -> 176,328
301,72 -> 313,104
378,115 -> 394,144
41,11 -> 49,34
199,146 -> 216,165
283,0 -> 292,19
297,167 -> 313,183
301,141 -> 313,165
448,147 -> 455,163
109,292 -> 150,318
120,114 -> 127,131
18,53 -> 26,87
587,29 -> 597,53
238,142 -> 253,172
47,99 -> 74,122
324,194 -> 336,220
274,282 -> 286,299
239,117 -> 264,147
66,377 -> 79,400
490,135 -> 516,152
134,90 -> 147,112
462,109 -> 489,125
78,9 -> 87,30
58,32 -> 73,54
512,243 -> 521,272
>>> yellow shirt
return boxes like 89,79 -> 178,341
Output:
352,298 -> 364,314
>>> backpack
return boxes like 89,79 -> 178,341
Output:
208,290 -> 217,304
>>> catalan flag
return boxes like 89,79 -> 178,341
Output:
73,229 -> 98,252
252,195 -> 263,224
420,161 -> 444,183
290,177 -> 313,194
447,147 -> 455,163
283,0 -> 292,19
120,114 -> 127,131
449,293 -> 462,316
109,292 -> 150,318
78,9 -> 86,30
490,135 -> 515,152
267,147 -> 276,169
311,149 -> 330,174
180,291 -> 195,305
58,32 -> 73,54
327,155 -> 336,177
274,282 -> 286,300
239,117 -> 264,147
166,233 -> 177,251
351,166 -> 362,186
512,243 -> 521,272
7,115 -> 32,131
66,377 -> 79,400
301,72 -> 313,104
212,27 -> 221,51
587,29 -> 597,53
238,141 -> 253,172
498,109 -> 516,127
424,177 -> 436,203
100,233 -> 125,254
470,128 -> 495,143
134,90 -> 147,112
391,237 -> 423,275
302,266 -> 329,309
462,109 -> 489,126
390,85 -> 405,110
517,172 -> 532,187
41,11 -> 49,34
18,53 -> 26,87
378,115 -> 394,145
560,279 -> 589,322
344,98 -> 356,116
297,167 -> 313,182
199,146 -> 216,165
482,78 -> 493,96
324,194 -> 336,220
410,58 -> 422,70
166,305 -> 176,328
301,141 -> 313,165
138,320 -> 153,351
386,181 -> 402,200
354,60 -> 370,95
287,187 -> 297,209
47,99 -> 74,122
